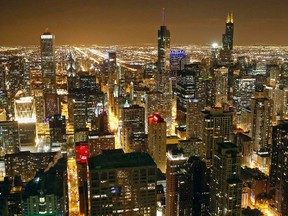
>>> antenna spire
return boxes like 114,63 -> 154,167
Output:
162,8 -> 165,26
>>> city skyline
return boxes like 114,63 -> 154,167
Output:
1,0 -> 288,46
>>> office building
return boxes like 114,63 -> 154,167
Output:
176,63 -> 200,123
122,104 -> 146,153
22,153 -> 68,215
186,99 -> 203,139
251,96 -> 273,171
88,150 -> 157,215
215,67 -> 229,104
49,114 -> 66,152
166,149 -> 187,216
157,9 -> 170,93
233,77 -> 255,110
40,30 -> 56,92
148,114 -> 166,173
0,121 -> 20,158
5,151 -> 56,183
219,12 -> 234,65
178,156 -> 209,216
202,107 -> 233,166
209,142 -> 242,216
269,121 -> 288,215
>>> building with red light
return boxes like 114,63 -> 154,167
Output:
148,114 -> 166,173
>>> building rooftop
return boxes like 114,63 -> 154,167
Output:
88,151 -> 156,170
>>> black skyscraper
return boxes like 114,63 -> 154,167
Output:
222,12 -> 234,51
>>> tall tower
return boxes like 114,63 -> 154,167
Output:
176,63 -> 201,124
122,104 -> 146,153
202,107 -> 233,167
251,96 -> 273,172
166,149 -> 187,216
223,12 -> 234,51
157,8 -> 170,93
269,121 -> 288,215
40,30 -> 56,92
220,12 -> 234,66
178,156 -> 209,216
148,114 -> 166,173
209,142 -> 242,216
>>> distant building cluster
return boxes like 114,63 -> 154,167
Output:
0,11 -> 287,216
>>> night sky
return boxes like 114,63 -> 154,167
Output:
1,0 -> 288,46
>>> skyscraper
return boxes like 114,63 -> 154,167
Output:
220,12 -> 234,65
222,12 -> 234,51
178,156 -> 209,216
40,30 -> 56,92
202,107 -> 233,167
148,114 -> 166,173
88,150 -> 157,215
176,63 -> 201,124
166,149 -> 187,216
157,9 -> 170,93
209,142 -> 242,216
269,121 -> 288,215
251,96 -> 273,172
121,104 -> 146,153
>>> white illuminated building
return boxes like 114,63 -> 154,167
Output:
15,96 -> 36,123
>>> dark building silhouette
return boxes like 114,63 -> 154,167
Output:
269,121 -> 288,215
178,156 -> 209,216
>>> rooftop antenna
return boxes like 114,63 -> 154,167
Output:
162,8 -> 165,26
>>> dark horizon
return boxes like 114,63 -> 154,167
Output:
1,0 -> 288,46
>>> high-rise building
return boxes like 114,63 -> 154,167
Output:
4,151 -> 56,183
202,107 -> 233,166
49,114 -> 66,152
22,153 -> 68,215
88,132 -> 115,157
269,121 -> 288,215
222,12 -> 234,51
209,142 -> 242,216
40,30 -> 56,92
14,96 -> 36,123
88,150 -> 157,215
170,50 -> 188,91
122,104 -> 146,153
157,9 -> 170,93
233,76 -> 256,110
166,149 -> 187,216
178,156 -> 209,216
148,114 -> 166,173
0,176 -> 23,216
280,61 -> 288,87
186,98 -> 203,139
215,67 -> 229,104
0,121 -> 20,158
176,63 -> 200,123
144,91 -> 163,131
197,77 -> 216,107
44,93 -> 61,120
251,96 -> 273,171
266,64 -> 280,87
219,12 -> 234,66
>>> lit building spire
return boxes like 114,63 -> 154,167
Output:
162,8 -> 165,26
226,12 -> 233,23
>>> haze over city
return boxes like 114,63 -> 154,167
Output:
1,0 -> 288,46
